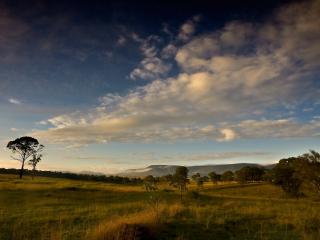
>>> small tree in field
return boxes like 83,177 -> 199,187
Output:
236,166 -> 265,184
192,173 -> 205,189
171,166 -> 189,202
28,153 -> 42,179
191,173 -> 200,182
208,171 -> 220,184
144,175 -> 157,192
221,170 -> 234,182
298,150 -> 320,195
6,136 -> 44,179
196,177 -> 204,189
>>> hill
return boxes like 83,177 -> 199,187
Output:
119,163 -> 274,177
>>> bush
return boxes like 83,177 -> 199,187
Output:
187,190 -> 200,200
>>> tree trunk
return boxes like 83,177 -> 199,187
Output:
19,159 -> 25,179
32,168 -> 35,180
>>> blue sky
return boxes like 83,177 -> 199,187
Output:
0,0 -> 319,173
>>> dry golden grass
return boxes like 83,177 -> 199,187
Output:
1,174 -> 320,240
90,203 -> 184,240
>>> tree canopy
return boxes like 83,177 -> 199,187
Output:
7,136 -> 44,179
171,166 -> 189,201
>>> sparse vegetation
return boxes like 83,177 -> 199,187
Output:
2,150 -> 320,239
170,166 -> 189,202
1,170 -> 320,240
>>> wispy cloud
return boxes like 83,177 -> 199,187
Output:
116,35 -> 127,46
178,151 -> 272,162
8,98 -> 21,105
178,15 -> 201,41
130,35 -> 171,80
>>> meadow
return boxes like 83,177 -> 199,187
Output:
1,174 -> 320,240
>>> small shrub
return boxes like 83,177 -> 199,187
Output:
187,190 -> 200,200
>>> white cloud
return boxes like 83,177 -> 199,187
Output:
181,151 -> 271,162
161,44 -> 177,59
230,119 -> 320,139
178,15 -> 201,41
37,120 -> 48,125
130,57 -> 171,80
8,98 -> 21,105
32,0 -> 320,145
130,35 -> 171,80
218,129 -> 237,142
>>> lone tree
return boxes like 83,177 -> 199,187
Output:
171,166 -> 189,202
6,136 -> 44,179
236,166 -> 265,184
143,175 -> 158,192
221,170 -> 234,182
191,172 -> 200,182
191,173 -> 206,189
28,153 -> 42,179
208,171 -> 220,185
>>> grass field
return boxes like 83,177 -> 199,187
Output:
1,174 -> 320,240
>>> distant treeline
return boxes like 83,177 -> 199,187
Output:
2,150 -> 320,198
143,150 -> 320,198
0,168 -> 143,184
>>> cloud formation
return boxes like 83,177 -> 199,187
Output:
130,35 -> 171,80
33,0 -> 320,145
8,98 -> 21,105
179,151 -> 272,162
178,15 -> 201,41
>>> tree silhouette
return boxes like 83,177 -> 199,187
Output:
191,172 -> 200,182
144,175 -> 157,191
221,170 -> 234,182
6,136 -> 44,179
236,166 -> 265,183
299,150 -> 320,195
28,153 -> 42,179
171,166 -> 189,202
273,157 -> 302,197
208,171 -> 220,184
191,173 -> 206,189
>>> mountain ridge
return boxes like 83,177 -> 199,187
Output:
119,163 -> 275,177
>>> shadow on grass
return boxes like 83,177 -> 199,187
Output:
203,183 -> 266,191
101,213 -> 304,240
156,215 -> 301,240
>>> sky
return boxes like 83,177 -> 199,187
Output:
0,0 -> 319,174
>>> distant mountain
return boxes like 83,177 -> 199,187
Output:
79,171 -> 105,176
119,163 -> 275,177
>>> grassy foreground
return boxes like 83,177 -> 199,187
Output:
1,174 -> 320,240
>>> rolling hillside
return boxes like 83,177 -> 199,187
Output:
119,163 -> 274,177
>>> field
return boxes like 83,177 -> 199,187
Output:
1,174 -> 320,240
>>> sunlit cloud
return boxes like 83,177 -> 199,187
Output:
32,0 -> 320,145
130,35 -> 172,80
178,15 -> 201,41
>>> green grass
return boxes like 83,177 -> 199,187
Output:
1,174 -> 320,240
